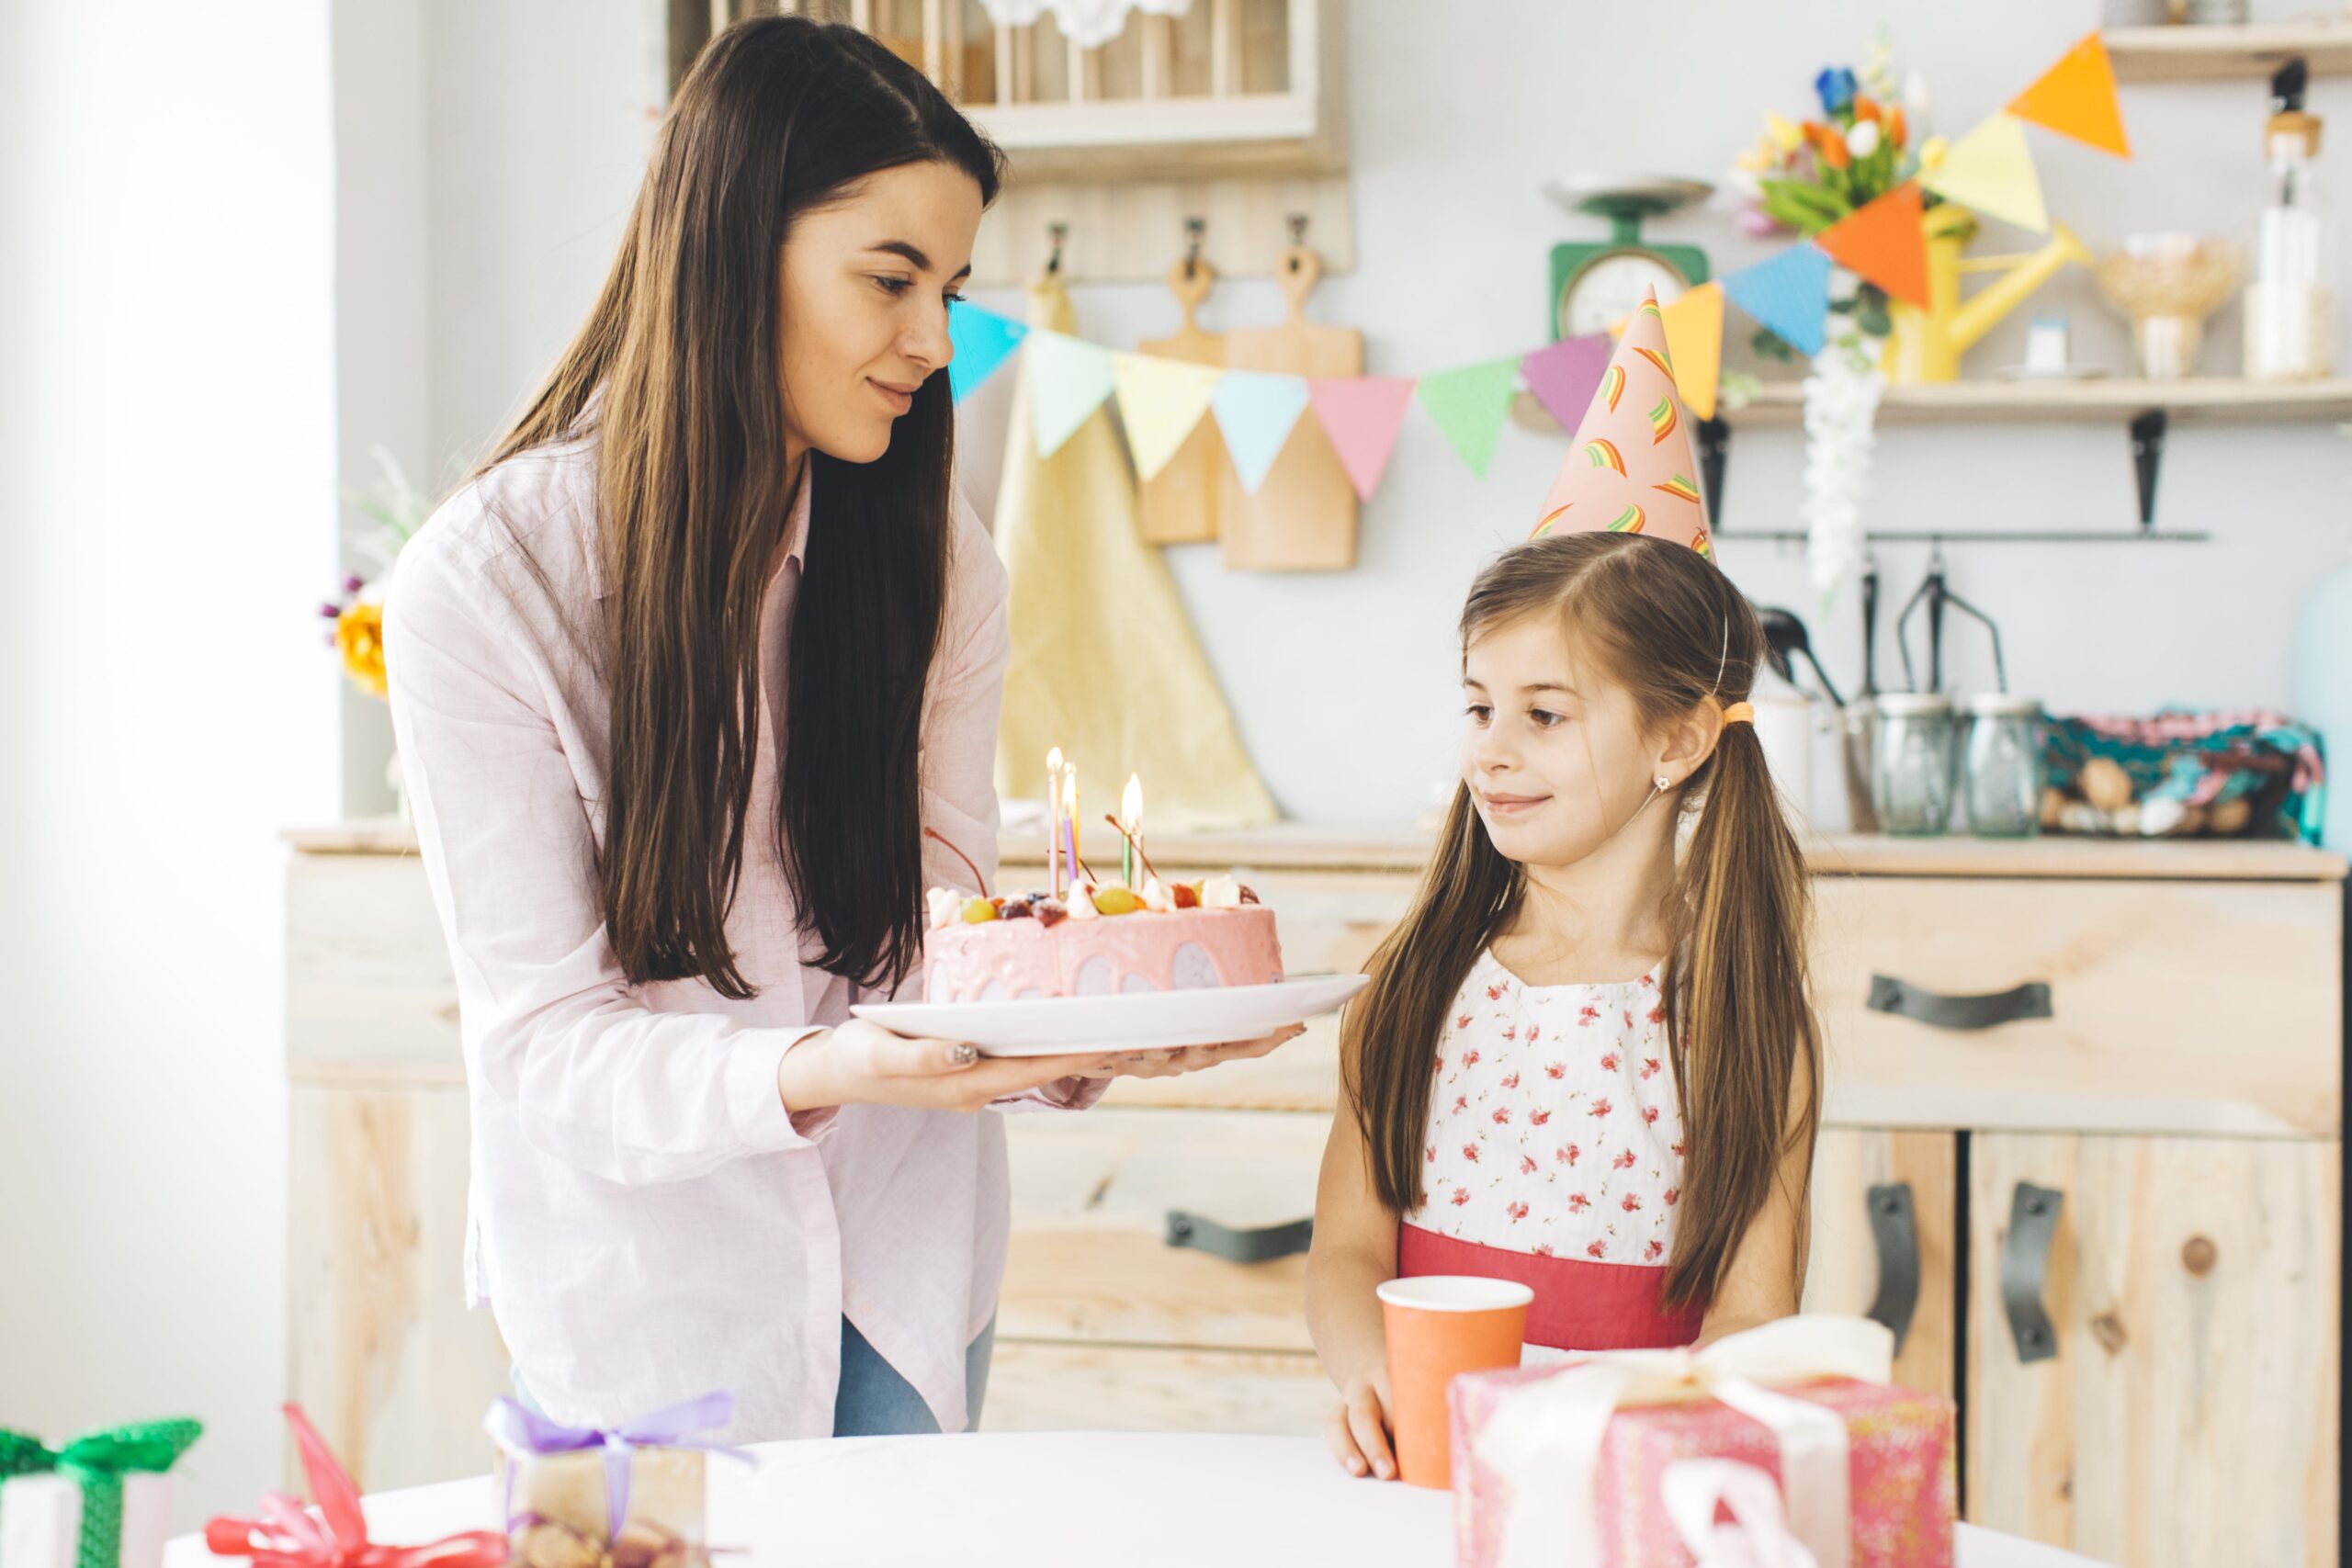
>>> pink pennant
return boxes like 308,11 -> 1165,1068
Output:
1521,334 -> 1612,434
1308,376 -> 1417,502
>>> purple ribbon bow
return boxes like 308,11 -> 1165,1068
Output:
483,1393 -> 752,1546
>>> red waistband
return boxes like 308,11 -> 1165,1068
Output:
1397,1224 -> 1703,1351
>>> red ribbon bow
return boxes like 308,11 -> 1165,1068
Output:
206,1404 -> 509,1568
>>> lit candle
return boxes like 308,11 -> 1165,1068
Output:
1046,747 -> 1065,897
1121,773 -> 1144,889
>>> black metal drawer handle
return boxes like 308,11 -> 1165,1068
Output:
2001,1181 -> 2064,1364
1165,1211 -> 1313,1264
1863,1182 -> 1919,1355
1868,975 -> 2052,1032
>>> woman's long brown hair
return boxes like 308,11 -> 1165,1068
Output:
1341,533 -> 1820,1311
479,17 -> 1002,997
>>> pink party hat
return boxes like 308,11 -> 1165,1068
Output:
1529,289 -> 1712,558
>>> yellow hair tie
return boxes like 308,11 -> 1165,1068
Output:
1720,701 -> 1756,727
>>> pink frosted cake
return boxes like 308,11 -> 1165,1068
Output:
922,875 -> 1283,1003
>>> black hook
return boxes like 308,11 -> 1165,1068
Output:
1285,212 -> 1309,271
1046,221 -> 1068,276
1182,217 -> 1204,280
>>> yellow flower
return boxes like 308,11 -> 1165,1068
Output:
336,601 -> 388,697
1918,134 -> 1949,172
1764,112 -> 1804,153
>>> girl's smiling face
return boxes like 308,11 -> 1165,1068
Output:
1460,612 -> 1663,867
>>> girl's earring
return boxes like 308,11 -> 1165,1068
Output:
1654,774 -> 1671,792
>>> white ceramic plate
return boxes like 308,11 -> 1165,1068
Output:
851,973 -> 1372,1057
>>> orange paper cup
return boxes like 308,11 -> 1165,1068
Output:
1375,1275 -> 1533,1489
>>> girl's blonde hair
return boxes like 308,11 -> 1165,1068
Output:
1340,531 -> 1820,1311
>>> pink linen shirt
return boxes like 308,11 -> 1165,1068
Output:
382,427 -> 1093,1441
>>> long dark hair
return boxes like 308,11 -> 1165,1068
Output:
1341,533 -> 1820,1310
481,17 -> 1002,997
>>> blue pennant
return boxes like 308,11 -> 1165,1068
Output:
947,302 -> 1029,401
1722,243 -> 1834,358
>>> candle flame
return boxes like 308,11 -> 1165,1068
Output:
1062,764 -> 1078,811
1121,773 -> 1143,829
1047,746 -> 1064,774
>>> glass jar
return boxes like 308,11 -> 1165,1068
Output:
1871,694 -> 1959,837
1962,694 -> 2044,839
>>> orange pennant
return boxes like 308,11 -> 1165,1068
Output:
2007,31 -> 2131,159
1815,183 -> 1929,308
1657,282 -> 1724,422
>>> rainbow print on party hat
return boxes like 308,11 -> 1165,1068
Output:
1529,288 -> 1713,559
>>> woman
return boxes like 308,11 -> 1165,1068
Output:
383,17 -> 1294,1442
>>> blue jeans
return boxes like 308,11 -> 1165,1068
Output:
832,1314 -> 997,1437
508,1315 -> 996,1436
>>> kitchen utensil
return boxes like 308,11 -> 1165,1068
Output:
1841,559 -> 1883,833
1137,226 -> 1227,545
1219,223 -> 1363,570
1755,605 -> 1847,708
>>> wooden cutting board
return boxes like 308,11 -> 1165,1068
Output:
1219,245 -> 1362,571
1136,259 -> 1226,546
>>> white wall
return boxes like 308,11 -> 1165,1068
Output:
0,0 -> 340,1526
335,0 -> 662,818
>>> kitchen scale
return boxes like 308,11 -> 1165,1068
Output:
1544,175 -> 1713,341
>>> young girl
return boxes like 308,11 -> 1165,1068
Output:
1304,528 -> 1821,1481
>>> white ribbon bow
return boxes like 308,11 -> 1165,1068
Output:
1661,1459 -> 1822,1568
1471,1314 -> 1894,1568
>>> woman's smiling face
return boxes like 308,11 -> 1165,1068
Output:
1460,611 -> 1661,867
775,158 -> 984,466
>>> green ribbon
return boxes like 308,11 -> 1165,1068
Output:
0,1421 -> 202,1568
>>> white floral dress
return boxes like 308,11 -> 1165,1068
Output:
1396,948 -> 1704,1350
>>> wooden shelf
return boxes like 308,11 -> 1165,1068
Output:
1510,378 -> 2352,434
2102,19 -> 2352,83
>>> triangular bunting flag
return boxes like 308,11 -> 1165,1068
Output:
1111,352 -> 1224,482
2007,31 -> 2131,158
1209,369 -> 1312,494
1816,183 -> 1930,308
1921,114 -> 2049,232
1657,282 -> 1724,422
1414,356 -> 1521,478
1722,243 -> 1833,357
946,302 -> 1027,401
1027,331 -> 1117,458
1521,334 -> 1613,436
1308,376 -> 1417,502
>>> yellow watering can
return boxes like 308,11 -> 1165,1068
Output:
1883,204 -> 2092,384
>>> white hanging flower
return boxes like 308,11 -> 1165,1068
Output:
977,0 -> 1192,49
1846,119 -> 1882,159
1800,267 -> 1886,603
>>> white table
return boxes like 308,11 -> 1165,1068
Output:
166,1432 -> 2112,1567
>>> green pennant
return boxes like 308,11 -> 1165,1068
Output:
1413,356 -> 1521,479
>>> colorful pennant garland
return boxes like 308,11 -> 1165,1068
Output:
945,30 -> 2124,506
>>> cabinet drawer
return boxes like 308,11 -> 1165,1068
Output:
1001,1108 -> 1326,1352
1813,876 -> 2342,1137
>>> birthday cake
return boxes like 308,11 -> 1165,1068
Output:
922,875 -> 1283,1003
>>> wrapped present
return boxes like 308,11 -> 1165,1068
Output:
206,1404 -> 503,1568
483,1395 -> 751,1568
0,1420 -> 201,1568
1450,1315 -> 1954,1568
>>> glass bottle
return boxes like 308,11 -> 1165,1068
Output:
1871,694 -> 1959,837
1962,695 -> 2044,839
2245,64 -> 2331,380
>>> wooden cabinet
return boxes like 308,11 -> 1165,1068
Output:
284,822 -> 2346,1561
1965,1133 -> 2340,1566
1800,1128 -> 1959,1401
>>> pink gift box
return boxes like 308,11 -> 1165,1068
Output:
1450,1365 -> 1955,1568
